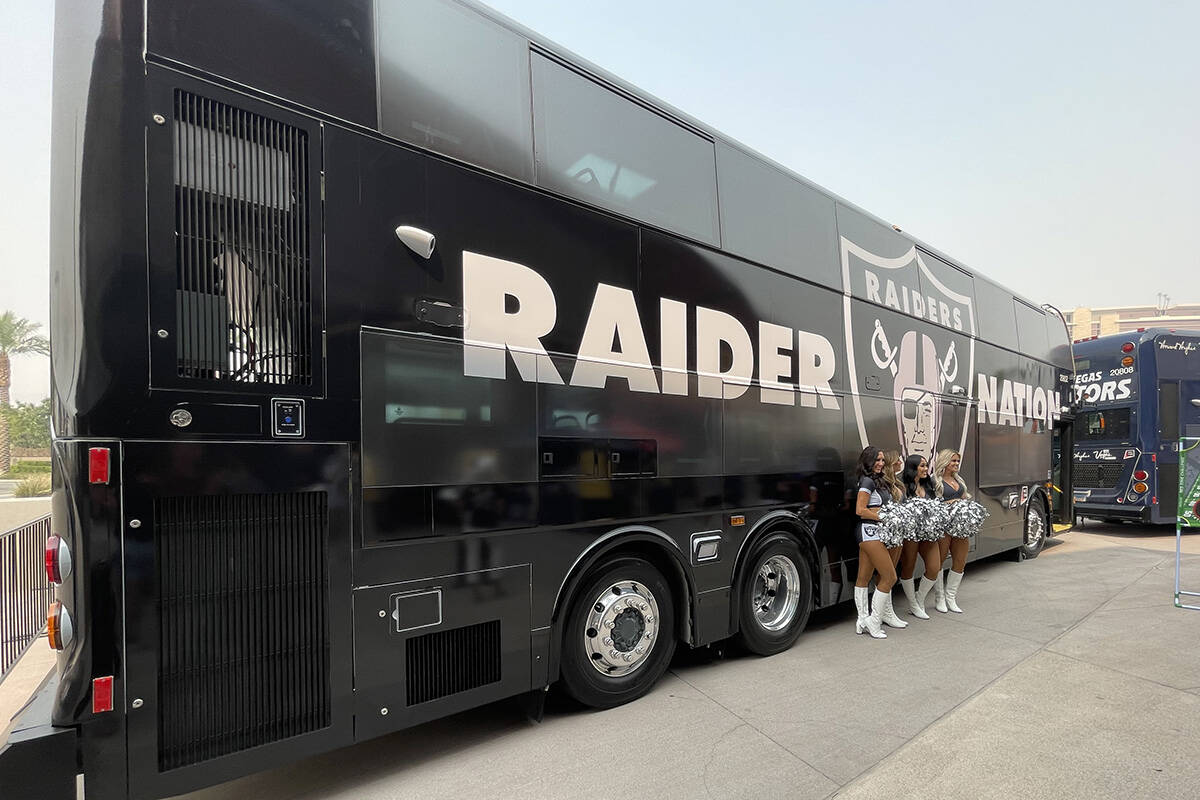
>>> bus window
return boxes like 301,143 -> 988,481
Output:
1078,408 -> 1132,441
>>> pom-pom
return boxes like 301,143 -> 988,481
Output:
947,499 -> 989,539
875,503 -> 911,548
905,496 -> 950,541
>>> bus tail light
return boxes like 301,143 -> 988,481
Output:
1121,342 -> 1134,353
1132,481 -> 1149,494
1121,356 -> 1134,367
1133,470 -> 1148,481
47,602 -> 74,650
45,535 -> 72,584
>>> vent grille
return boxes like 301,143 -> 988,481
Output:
155,492 -> 330,771
172,90 -> 312,385
405,621 -> 501,706
1074,462 -> 1126,489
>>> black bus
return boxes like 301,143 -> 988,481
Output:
1,1 -> 1074,797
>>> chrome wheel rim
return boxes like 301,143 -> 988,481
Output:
752,555 -> 801,632
1025,508 -> 1045,549
583,580 -> 660,677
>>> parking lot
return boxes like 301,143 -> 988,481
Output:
165,523 -> 1200,800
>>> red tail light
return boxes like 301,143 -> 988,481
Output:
1121,342 -> 1134,353
45,535 -> 71,584
47,602 -> 74,650
1133,470 -> 1148,481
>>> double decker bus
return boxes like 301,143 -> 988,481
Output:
1072,328 -> 1200,524
2,1 -> 1074,797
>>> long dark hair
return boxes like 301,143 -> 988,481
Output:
855,446 -> 882,480
902,453 -> 936,498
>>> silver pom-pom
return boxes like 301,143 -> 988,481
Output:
947,499 -> 989,539
875,503 -> 911,548
905,496 -> 950,541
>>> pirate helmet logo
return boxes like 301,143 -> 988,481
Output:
841,237 -> 976,463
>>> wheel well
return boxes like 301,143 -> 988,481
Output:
1028,487 -> 1050,522
729,518 -> 820,633
547,531 -> 694,684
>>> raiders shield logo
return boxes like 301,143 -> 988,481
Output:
840,237 -> 977,464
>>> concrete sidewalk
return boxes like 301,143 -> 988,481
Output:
0,497 -> 50,532
167,526 -> 1200,800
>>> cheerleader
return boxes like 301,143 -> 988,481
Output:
934,449 -> 971,613
851,447 -> 901,639
881,450 -> 906,570
897,454 -> 946,618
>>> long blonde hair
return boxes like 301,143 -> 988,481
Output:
880,449 -> 905,502
933,449 -> 971,500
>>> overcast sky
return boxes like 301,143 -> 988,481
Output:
2,0 -> 1197,404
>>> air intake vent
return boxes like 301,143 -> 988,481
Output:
405,621 -> 501,706
1074,463 -> 1126,489
172,90 -> 312,385
155,492 -> 330,771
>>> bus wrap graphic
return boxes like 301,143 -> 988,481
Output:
1175,438 -> 1200,609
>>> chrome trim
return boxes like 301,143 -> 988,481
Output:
551,525 -> 682,620
390,588 -> 443,634
690,531 -> 722,565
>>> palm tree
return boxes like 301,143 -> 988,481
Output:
0,312 -> 50,474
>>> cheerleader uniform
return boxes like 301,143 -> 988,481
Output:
854,474 -> 903,637
856,475 -> 890,543
941,481 -> 965,502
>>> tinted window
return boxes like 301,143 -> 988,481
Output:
723,384 -> 843,475
915,250 -> 977,335
978,425 -> 1022,486
377,0 -> 534,181
531,54 -> 720,245
716,143 -> 839,286
1015,301 -> 1050,360
149,0 -> 376,127
1079,409 -> 1132,441
1044,309 -> 1072,366
537,354 -> 722,478
835,205 -> 920,302
974,278 -> 1020,351
361,332 -> 536,487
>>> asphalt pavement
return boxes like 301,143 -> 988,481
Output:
160,523 -> 1200,800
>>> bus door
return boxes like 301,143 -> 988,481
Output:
1051,416 -> 1074,528
1158,380 -> 1181,521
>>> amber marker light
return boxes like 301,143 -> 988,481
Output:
47,601 -> 74,650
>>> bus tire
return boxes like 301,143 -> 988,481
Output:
734,533 -> 813,656
559,557 -> 676,709
1021,501 -> 1048,560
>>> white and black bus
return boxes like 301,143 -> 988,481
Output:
2,1 -> 1074,797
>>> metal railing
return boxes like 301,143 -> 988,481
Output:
1,514 -> 53,680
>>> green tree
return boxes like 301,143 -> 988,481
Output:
0,312 -> 51,473
1,399 -> 51,450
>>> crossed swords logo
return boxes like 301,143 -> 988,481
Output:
870,318 -> 958,388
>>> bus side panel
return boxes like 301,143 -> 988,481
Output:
119,442 -> 353,800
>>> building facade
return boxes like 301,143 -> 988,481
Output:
1063,303 -> 1200,341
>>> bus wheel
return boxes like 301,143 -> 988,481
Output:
560,557 -> 676,709
1021,502 -> 1047,560
735,534 -> 813,655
